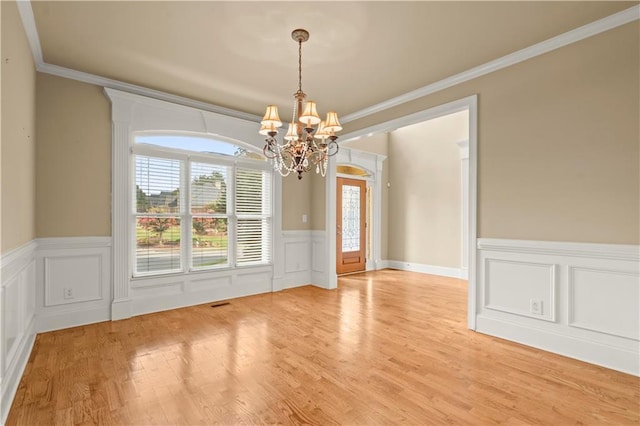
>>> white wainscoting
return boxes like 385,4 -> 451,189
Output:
0,241 -> 37,425
477,238 -> 640,376
311,231 -> 328,287
127,266 -> 273,317
275,231 -> 312,290
36,237 -> 112,332
384,260 -> 464,279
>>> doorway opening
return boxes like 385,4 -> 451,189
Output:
325,95 -> 478,330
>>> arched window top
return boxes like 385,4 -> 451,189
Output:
337,164 -> 371,177
135,133 -> 265,161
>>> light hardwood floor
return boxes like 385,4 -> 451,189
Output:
7,270 -> 640,425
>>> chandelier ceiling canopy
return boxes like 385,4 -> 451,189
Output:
260,29 -> 341,180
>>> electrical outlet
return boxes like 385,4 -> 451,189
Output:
302,214 -> 308,223
530,298 -> 542,315
64,288 -> 74,299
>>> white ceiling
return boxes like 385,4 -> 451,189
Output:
29,1 -> 635,121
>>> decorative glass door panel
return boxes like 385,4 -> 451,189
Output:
337,177 -> 366,274
341,185 -> 361,252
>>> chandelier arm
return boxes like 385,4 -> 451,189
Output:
263,139 -> 278,159
327,140 -> 339,157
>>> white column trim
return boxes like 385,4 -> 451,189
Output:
373,155 -> 385,270
456,139 -> 469,160
468,96 -> 478,330
106,90 -> 135,320
325,156 -> 338,289
456,139 -> 470,279
272,174 -> 285,291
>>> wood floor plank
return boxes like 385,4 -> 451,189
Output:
6,270 -> 639,425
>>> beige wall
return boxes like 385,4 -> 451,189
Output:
36,73 -> 111,237
281,173 -> 312,230
343,132 -> 390,260
1,1 -> 37,253
388,112 -> 466,267
343,22 -> 640,245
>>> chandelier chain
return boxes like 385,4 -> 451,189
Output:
298,39 -> 303,93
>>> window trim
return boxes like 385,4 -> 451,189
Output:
132,141 -> 273,279
105,87 -> 283,321
134,130 -> 270,164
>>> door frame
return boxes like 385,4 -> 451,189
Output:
324,95 -> 478,330
333,148 -> 386,277
336,177 -> 367,275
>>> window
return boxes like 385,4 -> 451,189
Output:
133,134 -> 272,277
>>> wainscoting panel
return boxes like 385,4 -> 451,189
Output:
569,266 -> 639,340
477,238 -> 640,376
190,275 -> 232,292
128,266 -> 273,317
284,241 -> 310,273
484,259 -> 556,322
277,231 -> 312,290
36,237 -> 112,332
44,254 -> 103,306
0,241 -> 37,425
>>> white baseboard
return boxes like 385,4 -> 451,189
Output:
477,315 -> 639,376
460,267 -> 469,280
385,260 -> 463,279
37,306 -> 111,333
274,271 -> 312,291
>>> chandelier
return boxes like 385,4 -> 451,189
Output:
260,29 -> 341,180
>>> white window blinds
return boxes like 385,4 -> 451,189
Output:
134,155 -> 182,274
132,151 -> 272,277
236,168 -> 272,265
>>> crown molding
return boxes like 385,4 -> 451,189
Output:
16,1 -> 639,124
341,4 -> 640,124
16,0 -> 260,123
37,63 -> 261,122
16,0 -> 43,64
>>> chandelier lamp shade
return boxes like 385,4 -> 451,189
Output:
260,29 -> 341,180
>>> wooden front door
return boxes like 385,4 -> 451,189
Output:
336,177 -> 366,275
